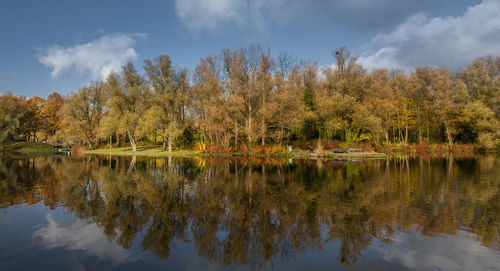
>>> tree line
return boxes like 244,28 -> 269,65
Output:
1,46 -> 499,150
0,92 -> 63,144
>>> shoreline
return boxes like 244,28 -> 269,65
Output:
0,142 -> 58,156
2,143 -> 495,159
82,146 -> 388,159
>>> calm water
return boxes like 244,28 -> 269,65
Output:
0,154 -> 499,270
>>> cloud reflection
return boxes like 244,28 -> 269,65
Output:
377,230 -> 500,270
33,214 -> 135,265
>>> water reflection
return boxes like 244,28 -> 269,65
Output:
33,214 -> 134,264
0,154 -> 499,269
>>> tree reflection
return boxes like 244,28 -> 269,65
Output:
0,154 -> 498,266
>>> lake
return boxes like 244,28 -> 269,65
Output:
0,154 -> 499,270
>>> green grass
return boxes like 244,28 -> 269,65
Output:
84,146 -> 197,157
1,142 -> 58,155
83,146 -> 387,159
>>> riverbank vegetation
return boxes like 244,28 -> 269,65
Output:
0,142 -> 57,155
1,47 -> 499,153
83,145 -> 387,159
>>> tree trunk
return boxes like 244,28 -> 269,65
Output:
261,90 -> 266,148
279,103 -> 284,146
162,135 -> 167,151
216,133 -> 219,152
392,120 -> 396,143
128,132 -> 137,152
426,121 -> 430,144
417,108 -> 422,144
445,123 -> 453,146
279,121 -> 284,146
168,135 -> 173,152
248,104 -> 252,151
261,121 -> 265,147
234,122 -> 238,152
404,113 -> 408,145
397,110 -> 402,143
109,135 -> 112,149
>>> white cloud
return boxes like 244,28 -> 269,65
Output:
38,33 -> 140,80
359,0 -> 500,71
174,0 -> 269,35
33,214 -> 136,264
175,0 -> 240,32
173,0 -> 479,35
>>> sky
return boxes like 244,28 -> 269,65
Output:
1,0 -> 499,97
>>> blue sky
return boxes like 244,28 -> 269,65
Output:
1,0 -> 498,97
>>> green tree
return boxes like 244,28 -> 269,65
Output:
144,55 -> 188,151
106,62 -> 151,151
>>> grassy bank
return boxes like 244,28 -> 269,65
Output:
82,142 -> 497,159
83,146 -> 387,159
1,142 -> 58,155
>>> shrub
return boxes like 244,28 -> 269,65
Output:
71,145 -> 87,153
477,133 -> 496,149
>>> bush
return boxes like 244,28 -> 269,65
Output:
71,145 -> 87,153
477,133 -> 496,149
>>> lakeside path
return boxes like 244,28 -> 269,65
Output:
83,146 -> 388,159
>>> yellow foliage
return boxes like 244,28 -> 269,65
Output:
355,133 -> 372,143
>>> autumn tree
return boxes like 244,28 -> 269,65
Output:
144,55 -> 176,150
428,68 -> 459,145
192,55 -> 225,147
255,49 -> 276,146
18,96 -> 45,142
105,62 -> 151,151
99,73 -> 122,148
301,63 -> 321,140
57,82 -> 106,148
0,93 -> 23,145
40,48 -> 500,150
460,56 -> 500,117
460,101 -> 499,148
364,69 -> 397,144
273,63 -> 304,145
391,74 -> 415,145
42,92 -> 63,138
223,48 -> 260,149
328,46 -> 366,101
